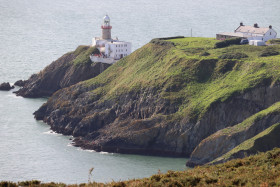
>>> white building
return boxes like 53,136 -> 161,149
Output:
90,15 -> 132,64
216,23 -> 277,42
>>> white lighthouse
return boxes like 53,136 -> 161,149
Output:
91,15 -> 132,64
101,15 -> 112,40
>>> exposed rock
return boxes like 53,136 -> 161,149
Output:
32,38 -> 280,159
14,46 -> 111,98
0,82 -> 14,91
14,80 -> 28,87
186,85 -> 280,167
34,80 -> 280,157
211,122 -> 280,165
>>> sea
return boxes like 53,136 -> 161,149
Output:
0,0 -> 279,183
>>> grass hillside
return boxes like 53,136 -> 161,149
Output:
84,37 -> 280,121
214,122 -> 280,163
2,148 -> 280,186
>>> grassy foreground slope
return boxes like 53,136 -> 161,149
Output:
2,148 -> 280,186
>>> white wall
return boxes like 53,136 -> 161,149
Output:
105,42 -> 132,59
263,29 -> 277,42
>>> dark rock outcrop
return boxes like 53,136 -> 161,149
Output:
34,81 -> 280,157
0,82 -> 14,91
185,85 -> 280,166
14,80 -> 28,87
14,46 -> 111,98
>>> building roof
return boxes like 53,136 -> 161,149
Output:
235,25 -> 270,35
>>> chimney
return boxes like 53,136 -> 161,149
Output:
240,22 -> 244,26
254,23 -> 259,28
269,25 -> 272,29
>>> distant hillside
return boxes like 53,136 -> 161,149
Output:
33,37 -> 280,165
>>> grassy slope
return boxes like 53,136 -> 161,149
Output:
82,37 -> 280,122
71,45 -> 98,66
214,122 -> 280,163
212,101 -> 280,137
2,148 -> 280,186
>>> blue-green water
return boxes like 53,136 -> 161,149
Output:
0,0 -> 279,183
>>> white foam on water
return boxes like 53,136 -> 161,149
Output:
43,130 -> 57,135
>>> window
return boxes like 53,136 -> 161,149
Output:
270,32 -> 272,35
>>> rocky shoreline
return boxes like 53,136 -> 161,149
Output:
7,37 -> 280,167
14,45 -> 111,98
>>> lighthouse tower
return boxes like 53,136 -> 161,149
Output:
91,15 -> 132,64
101,15 -> 112,40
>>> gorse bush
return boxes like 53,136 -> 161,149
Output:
200,51 -> 210,56
150,39 -> 174,46
215,37 -> 242,48
267,39 -> 280,45
219,52 -> 248,59
259,47 -> 279,57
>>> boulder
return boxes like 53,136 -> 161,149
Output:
0,82 -> 14,91
14,80 -> 28,87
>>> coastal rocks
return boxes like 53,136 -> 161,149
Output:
186,85 -> 280,166
34,80 -> 280,158
14,46 -> 111,98
14,80 -> 28,87
0,82 -> 14,91
30,38 -> 280,162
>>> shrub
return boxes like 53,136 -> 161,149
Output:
0,181 -> 17,187
259,47 -> 279,57
200,51 -> 210,56
219,52 -> 248,59
156,36 -> 185,40
150,39 -> 174,46
267,39 -> 280,45
215,37 -> 242,48
91,47 -> 100,55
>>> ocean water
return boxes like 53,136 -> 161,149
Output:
0,0 -> 279,183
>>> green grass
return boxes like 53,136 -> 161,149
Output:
79,37 -> 280,122
267,38 -> 280,44
214,123 -> 280,163
2,148 -> 280,186
72,46 -> 98,66
217,102 -> 280,136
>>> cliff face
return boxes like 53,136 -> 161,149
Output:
34,37 -> 280,161
15,46 -> 110,98
187,100 -> 280,166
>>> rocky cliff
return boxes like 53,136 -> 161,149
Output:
34,37 -> 280,162
15,45 -> 110,98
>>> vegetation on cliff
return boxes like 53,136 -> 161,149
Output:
2,148 -> 280,186
34,37 -> 280,163
15,45 -> 110,98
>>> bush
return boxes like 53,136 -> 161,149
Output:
219,52 -> 248,59
156,36 -> 185,40
215,37 -> 242,48
0,181 -> 17,187
200,51 -> 210,56
91,47 -> 100,55
259,47 -> 279,57
150,39 -> 174,46
267,39 -> 280,45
